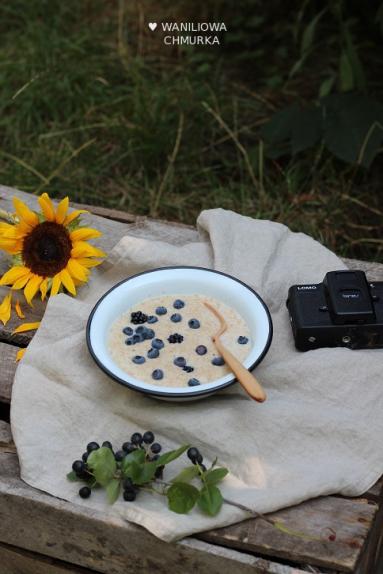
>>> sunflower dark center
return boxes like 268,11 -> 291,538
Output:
23,221 -> 72,277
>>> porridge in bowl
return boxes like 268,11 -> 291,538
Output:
108,294 -> 251,387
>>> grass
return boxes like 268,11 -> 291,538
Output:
0,0 -> 382,261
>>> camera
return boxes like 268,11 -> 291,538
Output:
286,270 -> 383,351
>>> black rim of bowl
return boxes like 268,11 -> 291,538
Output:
86,266 -> 273,398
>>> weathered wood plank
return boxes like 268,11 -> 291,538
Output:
355,497 -> 383,574
199,496 -> 378,573
0,343 -> 20,403
0,541 -> 97,574
0,451 -> 308,574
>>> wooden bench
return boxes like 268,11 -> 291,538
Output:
1,185 -> 382,574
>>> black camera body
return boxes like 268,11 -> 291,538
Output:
286,270 -> 383,351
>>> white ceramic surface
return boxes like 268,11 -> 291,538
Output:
86,267 -> 273,400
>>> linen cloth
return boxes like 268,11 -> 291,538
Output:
11,209 -> 383,541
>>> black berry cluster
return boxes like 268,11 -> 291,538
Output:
131,311 -> 148,324
70,432 -> 164,501
187,446 -> 206,471
167,333 -> 184,343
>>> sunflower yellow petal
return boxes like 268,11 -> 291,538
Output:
51,274 -> 62,296
0,237 -> 22,254
55,196 -> 69,224
71,241 -> 105,259
0,223 -> 23,239
70,227 -> 102,242
24,274 -> 43,305
77,258 -> 103,268
40,278 -> 49,301
60,268 -> 76,296
0,293 -> 12,325
16,348 -> 26,361
63,209 -> 88,226
12,272 -> 32,290
67,258 -> 89,282
38,192 -> 55,221
15,300 -> 25,318
0,266 -> 30,286
13,197 -> 39,228
13,321 -> 41,334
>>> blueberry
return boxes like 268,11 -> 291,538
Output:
143,328 -> 155,340
79,486 -> 91,499
212,356 -> 225,366
196,452 -> 203,464
173,299 -> 185,309
132,355 -> 145,365
152,369 -> 164,380
82,452 -> 88,462
123,489 -> 136,501
147,315 -> 158,324
122,326 -> 133,336
147,348 -> 160,359
156,306 -> 167,316
151,442 -> 162,454
187,447 -> 199,463
174,356 -> 186,367
143,431 -> 155,444
131,432 -> 143,446
135,326 -> 145,334
72,460 -> 85,475
115,450 -> 125,461
151,453 -> 160,461
102,441 -> 113,450
152,338 -> 164,350
195,345 -> 207,355
170,313 -> 182,323
122,441 -> 135,453
132,334 -> 144,344
125,338 -> 134,346
188,319 -> 200,329
238,336 -> 249,344
188,378 -> 200,386
86,442 -> 100,453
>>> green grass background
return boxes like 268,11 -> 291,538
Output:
0,0 -> 382,261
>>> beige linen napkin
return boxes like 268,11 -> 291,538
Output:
11,209 -> 383,541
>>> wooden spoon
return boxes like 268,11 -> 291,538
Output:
203,301 -> 267,403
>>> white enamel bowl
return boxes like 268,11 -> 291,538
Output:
86,267 -> 273,401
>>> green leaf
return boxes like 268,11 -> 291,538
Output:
121,448 -> 145,473
204,468 -> 229,486
300,8 -> 326,55
167,482 -> 200,514
322,94 -> 383,167
198,485 -> 223,516
171,465 -> 199,484
291,107 -> 322,154
318,76 -> 335,98
106,478 -> 121,504
339,50 -> 354,92
87,446 -> 116,487
343,25 -> 366,92
122,460 -> 142,483
135,462 -> 158,485
67,471 -> 80,482
261,104 -> 299,145
156,445 -> 189,467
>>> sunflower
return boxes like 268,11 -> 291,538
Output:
0,193 -> 104,313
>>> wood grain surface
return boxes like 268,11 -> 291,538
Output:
1,185 -> 382,573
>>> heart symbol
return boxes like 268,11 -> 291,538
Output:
148,22 -> 157,31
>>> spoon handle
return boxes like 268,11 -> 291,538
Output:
214,338 -> 267,403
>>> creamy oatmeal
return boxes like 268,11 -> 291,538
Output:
108,294 -> 251,387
